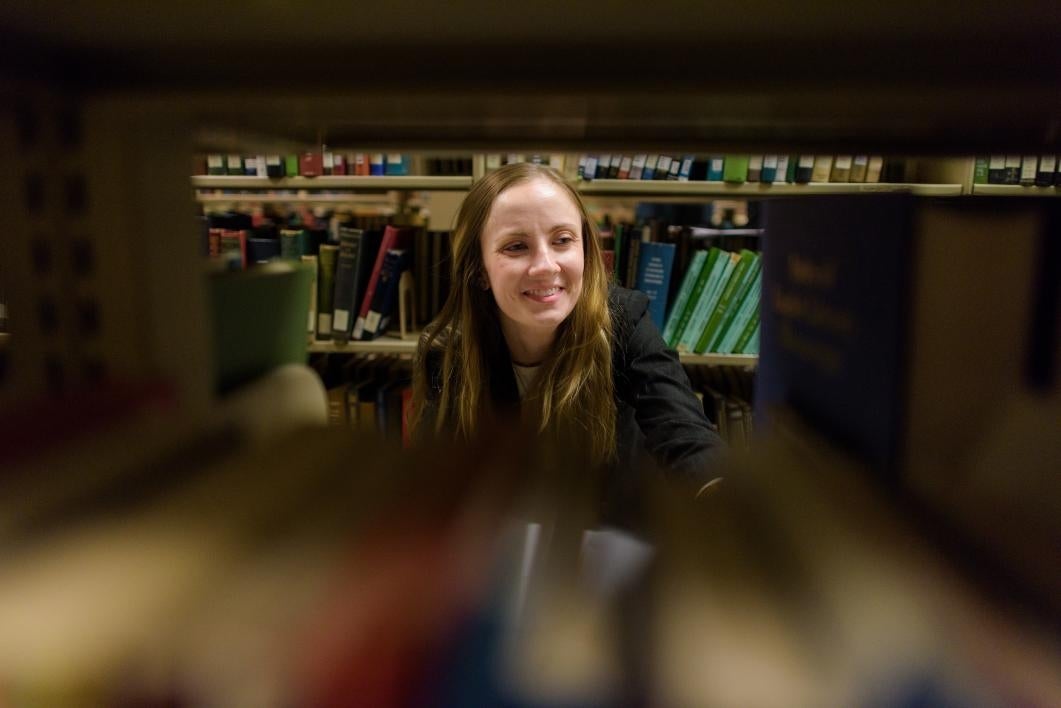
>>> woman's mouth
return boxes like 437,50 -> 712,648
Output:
523,286 -> 563,302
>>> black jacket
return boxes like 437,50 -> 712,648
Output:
421,286 -> 726,527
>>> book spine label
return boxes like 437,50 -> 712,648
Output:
1036,155 -> 1056,186
630,154 -> 646,180
747,155 -> 763,182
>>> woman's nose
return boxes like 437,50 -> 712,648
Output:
527,248 -> 560,275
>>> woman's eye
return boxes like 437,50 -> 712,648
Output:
503,242 -> 526,253
555,235 -> 575,245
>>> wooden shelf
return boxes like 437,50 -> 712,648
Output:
307,333 -> 757,367
191,176 -> 473,190
577,180 -> 964,197
971,184 -> 1060,197
196,193 -> 396,206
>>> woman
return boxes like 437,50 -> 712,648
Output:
411,162 -> 724,524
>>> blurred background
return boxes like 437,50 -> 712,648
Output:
0,1 -> 1059,705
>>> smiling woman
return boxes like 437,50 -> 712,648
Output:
411,162 -> 724,526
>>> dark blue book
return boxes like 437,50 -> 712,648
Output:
330,226 -> 364,343
634,241 -> 677,331
756,194 -> 1051,489
362,249 -> 411,339
246,237 -> 280,264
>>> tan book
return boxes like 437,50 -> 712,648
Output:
866,156 -> 884,183
850,155 -> 869,182
811,155 -> 833,182
830,155 -> 853,182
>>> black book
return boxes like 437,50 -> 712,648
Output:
331,226 -> 364,343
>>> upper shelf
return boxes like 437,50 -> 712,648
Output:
191,176 -> 474,190
577,180 -> 965,197
970,184 -> 1060,197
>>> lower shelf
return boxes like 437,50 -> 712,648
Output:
307,333 -> 757,367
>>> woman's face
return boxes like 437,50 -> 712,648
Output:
480,177 -> 585,340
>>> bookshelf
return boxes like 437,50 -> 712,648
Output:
971,184 -> 1061,197
191,176 -> 474,191
577,179 -> 965,198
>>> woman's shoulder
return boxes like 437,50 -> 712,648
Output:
608,285 -> 650,329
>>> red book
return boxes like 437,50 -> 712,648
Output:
352,225 -> 412,339
299,151 -> 323,177
208,228 -> 223,257
333,154 -> 347,175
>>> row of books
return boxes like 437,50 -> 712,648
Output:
197,152 -> 413,178
314,354 -> 412,446
688,365 -> 756,450
974,155 -> 1059,186
580,154 -> 903,184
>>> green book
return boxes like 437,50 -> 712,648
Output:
733,307 -> 760,354
723,155 -> 750,184
715,268 -> 762,353
973,157 -> 989,185
695,249 -> 757,353
280,229 -> 302,260
661,249 -> 707,346
709,256 -> 761,352
285,154 -> 299,177
743,326 -> 760,355
672,247 -> 721,349
677,249 -> 735,353
316,244 -> 338,339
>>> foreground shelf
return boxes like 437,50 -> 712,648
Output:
971,184 -> 1061,197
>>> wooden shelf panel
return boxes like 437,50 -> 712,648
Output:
308,333 -> 757,367
971,184 -> 1060,197
191,175 -> 474,190
196,193 -> 395,206
577,180 -> 964,197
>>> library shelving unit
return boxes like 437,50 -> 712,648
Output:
577,179 -> 965,198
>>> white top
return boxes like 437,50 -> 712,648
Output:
512,362 -> 542,400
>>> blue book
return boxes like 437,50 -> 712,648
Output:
755,194 -> 1049,487
706,155 -> 724,181
634,241 -> 677,331
362,248 -> 411,339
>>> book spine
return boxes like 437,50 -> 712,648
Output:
811,155 -> 833,182
695,250 -> 754,353
656,156 -> 673,180
865,156 -> 884,183
363,250 -> 409,338
760,155 -> 778,184
629,155 -> 646,180
617,155 -> 632,179
1003,155 -> 1021,184
1035,155 -> 1057,186
708,255 -> 761,353
987,155 -> 1006,183
747,155 -> 763,183
207,155 -> 224,175
608,155 -> 622,179
265,155 -> 283,178
831,155 -> 853,182
850,155 -> 869,182
678,155 -> 694,181
316,245 -> 338,339
723,156 -> 750,184
584,155 -> 599,181
661,249 -> 707,346
715,265 -> 762,353
643,155 -> 660,180
795,155 -> 814,183
369,154 -> 385,176
634,242 -> 677,330
672,248 -> 720,349
972,157 -> 989,185
624,237 -> 642,290
1019,156 -> 1038,186
732,304 -> 761,354
226,154 -> 242,175
353,226 -> 401,339
666,157 -> 681,180
331,228 -> 363,342
302,255 -> 318,336
706,156 -> 724,181
678,250 -> 735,353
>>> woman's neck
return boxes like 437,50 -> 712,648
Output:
500,320 -> 555,367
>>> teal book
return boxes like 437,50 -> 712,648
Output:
677,249 -> 736,353
661,249 -> 708,346
695,249 -> 757,353
715,267 -> 762,353
672,247 -> 722,349
706,253 -> 761,353
733,307 -> 760,354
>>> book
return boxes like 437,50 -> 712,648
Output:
280,229 -> 303,261
300,151 -> 322,177
617,156 -> 632,180
695,250 -> 758,353
747,155 -> 763,183
363,249 -> 412,339
219,229 -> 247,269
634,241 -> 677,331
642,155 -> 658,180
629,155 -> 646,180
972,157 -> 989,185
830,156 -> 853,182
667,157 -> 681,180
301,254 -> 318,336
330,227 -> 364,343
865,156 -> 884,183
284,154 -> 299,177
265,155 -> 283,178
207,154 -> 224,175
1019,156 -> 1038,186
316,244 -> 338,339
723,156 -> 750,184
1003,155 -> 1021,184
987,155 -> 1006,184
1035,155 -> 1056,186
247,237 -> 280,265
608,155 -> 622,179
811,156 -> 833,183
671,247 -> 722,349
656,156 -> 673,180
661,249 -> 708,347
850,155 -> 869,182
761,155 -> 779,184
677,249 -> 737,353
706,156 -> 724,181
226,154 -> 242,175
756,193 -> 1051,493
732,305 -> 760,354
678,155 -> 694,181
795,155 -> 814,183
353,226 -> 412,339
369,154 -> 385,176
715,268 -> 762,354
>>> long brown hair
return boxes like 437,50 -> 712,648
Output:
411,162 -> 616,467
